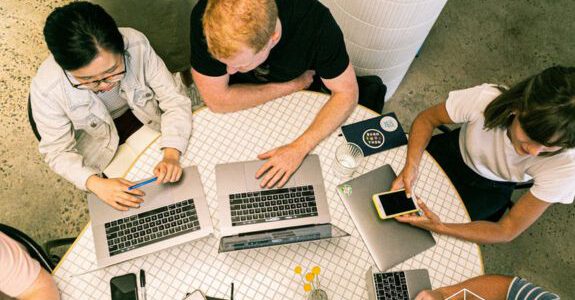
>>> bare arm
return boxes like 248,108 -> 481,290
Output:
191,68 -> 314,113
291,63 -> 358,156
256,63 -> 358,188
391,102 -> 454,196
438,192 -> 551,243
416,275 -> 513,300
398,192 -> 551,244
17,269 -> 60,300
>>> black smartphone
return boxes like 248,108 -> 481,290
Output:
372,189 -> 418,219
110,273 -> 139,300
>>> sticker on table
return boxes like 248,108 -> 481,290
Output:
380,116 -> 399,132
362,129 -> 385,149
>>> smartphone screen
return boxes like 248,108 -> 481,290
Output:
110,273 -> 138,300
377,191 -> 417,216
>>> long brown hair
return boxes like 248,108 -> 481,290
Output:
484,66 -> 575,149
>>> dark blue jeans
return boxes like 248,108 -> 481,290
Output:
426,128 -> 515,221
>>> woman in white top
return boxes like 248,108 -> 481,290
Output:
31,2 -> 193,211
392,66 -> 575,243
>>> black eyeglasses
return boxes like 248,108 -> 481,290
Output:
64,55 -> 126,90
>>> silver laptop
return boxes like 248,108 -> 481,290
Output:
336,164 -> 436,271
366,266 -> 431,300
218,223 -> 349,252
88,166 -> 213,267
216,154 -> 348,251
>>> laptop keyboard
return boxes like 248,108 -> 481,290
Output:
373,271 -> 409,300
104,199 -> 200,256
229,185 -> 319,226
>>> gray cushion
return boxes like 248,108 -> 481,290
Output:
90,0 -> 198,73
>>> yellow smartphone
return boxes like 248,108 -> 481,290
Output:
372,189 -> 419,220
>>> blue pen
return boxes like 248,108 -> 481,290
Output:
128,177 -> 158,190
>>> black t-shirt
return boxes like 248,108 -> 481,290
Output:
190,0 -> 349,84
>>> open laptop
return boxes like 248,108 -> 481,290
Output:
216,154 -> 349,252
336,164 -> 436,271
88,166 -> 213,267
366,266 -> 431,300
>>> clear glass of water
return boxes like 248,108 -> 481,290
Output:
334,143 -> 363,178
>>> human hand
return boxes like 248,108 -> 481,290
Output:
86,175 -> 144,211
290,70 -> 316,92
256,143 -> 308,188
154,148 -> 183,184
390,163 -> 419,196
415,290 -> 444,300
395,199 -> 443,232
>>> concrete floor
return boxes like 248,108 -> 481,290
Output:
0,0 -> 573,298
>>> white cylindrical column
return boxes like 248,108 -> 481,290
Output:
321,0 -> 448,99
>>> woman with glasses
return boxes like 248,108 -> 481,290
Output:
391,66 -> 575,244
30,2 -> 193,211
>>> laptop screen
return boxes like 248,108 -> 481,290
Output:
218,224 -> 349,252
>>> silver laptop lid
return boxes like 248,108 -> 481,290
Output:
218,223 -> 349,252
337,165 -> 436,271
88,168 -> 204,224
216,154 -> 331,236
88,166 -> 213,268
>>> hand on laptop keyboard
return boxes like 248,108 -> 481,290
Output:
86,175 -> 144,211
154,147 -> 183,184
256,142 -> 307,188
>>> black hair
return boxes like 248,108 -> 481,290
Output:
484,66 -> 575,150
43,1 -> 124,71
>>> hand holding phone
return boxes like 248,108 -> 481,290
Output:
372,189 -> 419,220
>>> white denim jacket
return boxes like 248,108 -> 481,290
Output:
30,28 -> 192,190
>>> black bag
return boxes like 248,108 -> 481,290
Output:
308,75 -> 387,114
356,75 -> 387,114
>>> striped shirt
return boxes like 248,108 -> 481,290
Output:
507,277 -> 560,300
96,84 -> 129,119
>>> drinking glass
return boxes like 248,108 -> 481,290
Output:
334,143 -> 363,178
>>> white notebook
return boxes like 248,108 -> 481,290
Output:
103,126 -> 160,178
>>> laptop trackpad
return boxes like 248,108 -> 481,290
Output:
89,177 -> 184,225
88,193 -> 125,224
242,160 -> 264,191
138,184 -> 176,210
406,270 -> 432,299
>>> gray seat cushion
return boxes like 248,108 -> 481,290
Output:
90,0 -> 198,73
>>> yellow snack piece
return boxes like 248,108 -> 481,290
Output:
312,266 -> 321,275
294,265 -> 302,274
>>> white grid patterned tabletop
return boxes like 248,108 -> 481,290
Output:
53,91 -> 483,300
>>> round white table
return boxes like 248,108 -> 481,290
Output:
53,91 -> 483,299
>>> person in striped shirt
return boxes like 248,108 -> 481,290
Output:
415,274 -> 559,300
